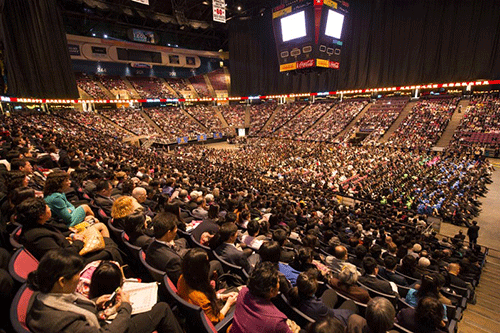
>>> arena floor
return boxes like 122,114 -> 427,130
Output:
206,142 -> 500,253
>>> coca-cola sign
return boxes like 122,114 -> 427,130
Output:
297,59 -> 315,69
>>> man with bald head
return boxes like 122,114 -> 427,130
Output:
133,186 -> 154,217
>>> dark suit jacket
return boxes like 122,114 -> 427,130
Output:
94,194 -> 114,216
378,267 -> 408,286
19,222 -> 84,260
214,242 -> 251,273
358,275 -> 395,295
192,220 -> 219,242
146,239 -> 182,284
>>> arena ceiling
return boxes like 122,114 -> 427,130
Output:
58,0 -> 279,51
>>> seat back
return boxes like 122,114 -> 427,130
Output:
190,234 -> 215,261
334,290 -> 367,317
10,284 -> 34,333
358,281 -> 398,307
97,208 -> 108,221
139,249 -> 166,282
121,232 -> 141,262
276,293 -> 315,328
397,284 -> 411,299
163,275 -> 217,333
10,225 -> 23,249
107,218 -> 124,244
212,251 -> 248,280
392,323 -> 414,333
8,248 -> 39,284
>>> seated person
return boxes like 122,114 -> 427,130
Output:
328,263 -> 371,304
44,171 -> 94,227
93,180 -> 114,217
122,212 -> 154,249
191,204 -> 220,243
18,197 -> 122,263
26,249 -> 182,333
259,241 -> 295,294
241,220 -> 265,250
111,196 -> 144,230
378,255 -> 408,286
145,212 -> 188,284
406,273 -> 452,308
396,296 -> 447,333
288,269 -> 356,326
213,222 -> 252,273
289,247 -> 317,272
272,228 -> 295,263
358,257 -> 397,295
307,317 -> 345,333
347,297 -> 396,333
230,262 -> 295,333
177,248 -> 237,324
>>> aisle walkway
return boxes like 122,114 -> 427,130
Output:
440,159 -> 500,252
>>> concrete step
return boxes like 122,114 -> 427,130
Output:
459,319 -> 497,333
435,99 -> 469,147
461,310 -> 500,332
466,303 -> 500,322
473,291 -> 500,305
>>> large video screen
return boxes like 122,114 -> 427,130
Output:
281,11 -> 307,42
325,10 -> 345,39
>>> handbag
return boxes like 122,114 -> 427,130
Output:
79,225 -> 106,255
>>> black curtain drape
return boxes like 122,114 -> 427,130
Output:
0,0 -> 78,98
229,0 -> 500,96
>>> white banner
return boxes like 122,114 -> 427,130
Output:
132,0 -> 149,5
213,0 -> 226,23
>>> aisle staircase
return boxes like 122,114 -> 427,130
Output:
159,77 -> 180,97
334,102 -> 373,140
435,99 -> 470,148
95,81 -> 115,99
459,252 -> 500,333
122,78 -> 141,99
301,103 -> 335,136
180,108 -> 209,132
258,105 -> 282,134
214,106 -> 229,128
379,101 -> 417,143
204,74 -> 216,97
139,109 -> 166,135
78,87 -> 92,99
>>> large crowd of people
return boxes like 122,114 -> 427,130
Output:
96,75 -> 130,98
185,105 -> 226,133
274,102 -> 333,139
189,75 -> 211,98
259,102 -> 308,136
248,102 -> 276,135
387,97 -> 458,149
144,107 -> 206,143
220,104 -> 246,127
99,108 -> 160,137
301,100 -> 368,142
58,109 -> 132,140
340,97 -> 408,144
451,94 -> 500,151
0,91 -> 494,333
128,77 -> 176,99
75,73 -> 109,100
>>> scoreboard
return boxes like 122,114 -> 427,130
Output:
272,0 -> 349,72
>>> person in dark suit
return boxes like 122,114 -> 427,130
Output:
358,257 -> 397,296
467,221 -> 480,247
94,180 -> 115,217
379,255 -> 408,286
272,228 -> 295,263
214,222 -> 251,273
145,212 -> 187,284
